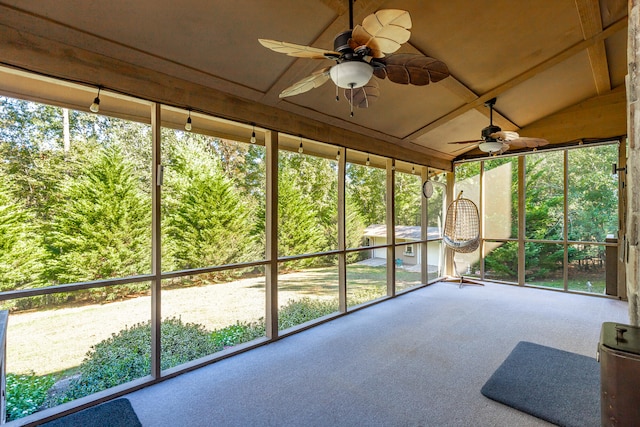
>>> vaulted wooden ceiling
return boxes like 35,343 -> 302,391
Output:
0,0 -> 629,169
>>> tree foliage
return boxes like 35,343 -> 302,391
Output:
162,135 -> 258,272
45,145 -> 151,284
275,164 -> 326,262
567,145 -> 618,242
0,173 -> 45,291
395,171 -> 422,226
346,163 -> 386,226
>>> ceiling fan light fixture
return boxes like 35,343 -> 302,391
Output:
478,141 -> 504,153
330,61 -> 373,89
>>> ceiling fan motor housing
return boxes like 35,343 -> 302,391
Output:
482,124 -> 501,141
334,30 -> 353,54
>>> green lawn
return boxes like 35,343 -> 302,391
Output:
526,279 -> 606,294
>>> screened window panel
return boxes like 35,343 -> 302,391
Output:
161,121 -> 266,271
278,256 -> 340,331
567,244 -> 606,294
484,241 -> 518,283
278,148 -> 338,257
484,157 -> 518,239
346,156 -> 386,250
567,144 -> 618,242
525,242 -> 564,288
525,151 -> 564,240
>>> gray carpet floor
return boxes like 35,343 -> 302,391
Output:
125,282 -> 629,426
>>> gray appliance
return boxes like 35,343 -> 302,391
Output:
598,322 -> 640,426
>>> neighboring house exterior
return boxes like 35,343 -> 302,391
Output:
363,225 -> 441,269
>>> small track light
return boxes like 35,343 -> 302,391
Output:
89,87 -> 101,113
185,110 -> 192,131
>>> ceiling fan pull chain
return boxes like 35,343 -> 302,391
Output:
349,83 -> 354,117
335,64 -> 340,101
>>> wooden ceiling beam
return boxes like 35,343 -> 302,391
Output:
405,15 -> 627,141
575,0 -> 612,94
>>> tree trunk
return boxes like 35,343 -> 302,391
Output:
627,0 -> 640,325
63,108 -> 70,154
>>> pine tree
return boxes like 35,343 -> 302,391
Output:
45,145 -> 151,284
162,135 -> 258,273
276,173 -> 324,263
0,173 -> 45,291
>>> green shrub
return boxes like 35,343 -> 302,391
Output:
349,288 -> 386,306
60,317 -> 219,402
210,297 -> 343,349
211,321 -> 265,348
6,372 -> 56,421
210,298 -> 341,347
278,297 -> 339,330
45,298 -> 341,407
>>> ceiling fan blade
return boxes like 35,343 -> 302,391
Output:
279,67 -> 331,98
489,130 -> 519,141
344,79 -> 380,108
448,139 -> 482,145
373,54 -> 450,85
351,10 -> 412,58
258,39 -> 339,59
490,130 -> 519,141
498,142 -> 511,153
505,137 -> 550,149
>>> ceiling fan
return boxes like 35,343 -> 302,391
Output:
258,0 -> 450,116
448,97 -> 549,155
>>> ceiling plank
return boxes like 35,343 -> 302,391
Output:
516,84 -> 626,143
318,0 -> 348,15
575,0 -> 612,94
405,15 -> 628,141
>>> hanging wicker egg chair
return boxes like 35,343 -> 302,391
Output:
443,191 -> 480,253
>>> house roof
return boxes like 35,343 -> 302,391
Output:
363,224 -> 440,241
0,1 -> 628,169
